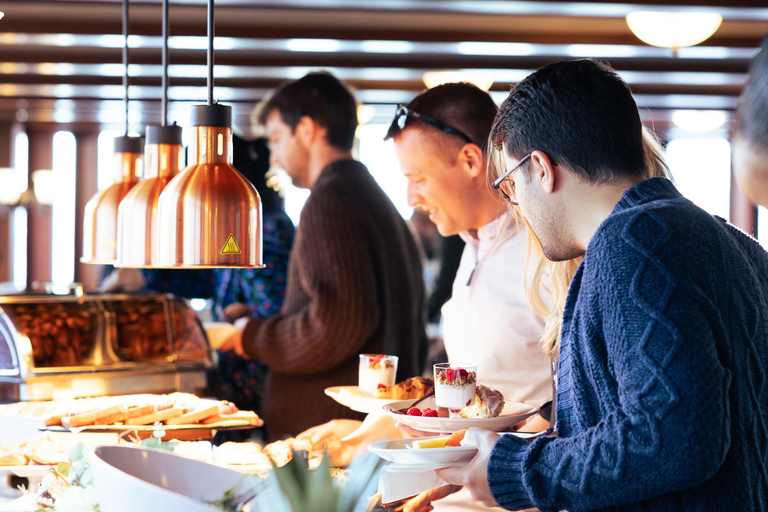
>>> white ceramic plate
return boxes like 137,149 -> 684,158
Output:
382,397 -> 538,433
0,465 -> 54,478
324,386 -> 413,414
368,436 -> 477,467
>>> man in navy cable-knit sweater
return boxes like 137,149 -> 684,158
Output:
437,59 -> 768,511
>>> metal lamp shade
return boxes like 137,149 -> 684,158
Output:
116,125 -> 184,268
81,136 -> 142,265
155,105 -> 263,268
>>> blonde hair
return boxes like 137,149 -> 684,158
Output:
513,126 -> 671,359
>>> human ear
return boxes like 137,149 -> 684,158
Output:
295,116 -> 317,145
460,143 -> 485,179
530,150 -> 556,195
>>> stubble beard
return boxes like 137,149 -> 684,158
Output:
524,194 -> 583,262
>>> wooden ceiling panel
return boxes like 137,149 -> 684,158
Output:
0,0 -> 766,128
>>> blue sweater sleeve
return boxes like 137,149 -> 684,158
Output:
487,211 -> 732,511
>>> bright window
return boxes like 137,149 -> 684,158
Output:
12,206 -> 27,292
51,131 -> 77,294
357,123 -> 412,219
665,138 -> 731,220
279,124 -> 412,226
283,183 -> 310,226
12,131 -> 29,291
14,131 -> 28,195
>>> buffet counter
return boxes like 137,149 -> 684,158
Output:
0,292 -> 213,402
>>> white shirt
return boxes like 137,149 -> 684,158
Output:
435,212 -> 551,512
441,212 -> 552,404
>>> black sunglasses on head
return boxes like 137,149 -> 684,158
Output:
384,105 -> 474,144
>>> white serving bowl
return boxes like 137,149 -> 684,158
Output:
91,445 -> 255,512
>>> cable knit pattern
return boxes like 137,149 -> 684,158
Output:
242,159 -> 427,440
488,178 -> 768,512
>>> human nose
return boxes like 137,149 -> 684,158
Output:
406,182 -> 422,207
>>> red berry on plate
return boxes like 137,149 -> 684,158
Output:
377,383 -> 387,390
407,407 -> 422,416
466,399 -> 472,406
422,408 -> 438,417
458,368 -> 468,378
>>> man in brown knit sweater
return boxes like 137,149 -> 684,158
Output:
224,72 -> 427,440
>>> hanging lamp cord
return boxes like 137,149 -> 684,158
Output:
123,0 -> 129,135
162,0 -> 169,126
207,0 -> 214,106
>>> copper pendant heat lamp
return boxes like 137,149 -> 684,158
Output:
115,0 -> 184,268
155,0 -> 262,268
116,125 -> 183,267
82,0 -> 142,265
82,136 -> 143,265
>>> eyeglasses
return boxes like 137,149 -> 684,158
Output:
492,153 -> 532,205
384,105 -> 474,144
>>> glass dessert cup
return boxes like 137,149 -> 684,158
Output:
358,354 -> 399,393
434,363 -> 477,418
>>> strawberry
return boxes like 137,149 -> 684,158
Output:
377,383 -> 388,390
407,407 -> 422,416
372,354 -> 384,365
422,408 -> 438,417
458,368 -> 468,378
444,368 -> 456,382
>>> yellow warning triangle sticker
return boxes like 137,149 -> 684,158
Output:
220,233 -> 242,254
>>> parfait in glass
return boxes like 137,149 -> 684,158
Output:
358,354 -> 398,394
434,363 -> 477,417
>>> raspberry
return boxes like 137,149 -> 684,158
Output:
407,407 -> 422,416
458,369 -> 468,378
444,368 -> 456,382
377,383 -> 388,390
422,408 -> 438,417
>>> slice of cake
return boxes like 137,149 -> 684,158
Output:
459,385 -> 505,418
373,377 -> 433,400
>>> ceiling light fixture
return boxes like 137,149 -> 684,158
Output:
671,109 -> 728,133
626,11 -> 723,50
116,0 -> 184,268
155,0 -> 262,268
81,0 -> 142,265
423,71 -> 494,91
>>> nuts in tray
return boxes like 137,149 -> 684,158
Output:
170,299 -> 208,361
0,294 -> 212,370
107,299 -> 171,361
4,303 -> 98,368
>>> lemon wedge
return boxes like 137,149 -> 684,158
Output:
412,438 -> 450,449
